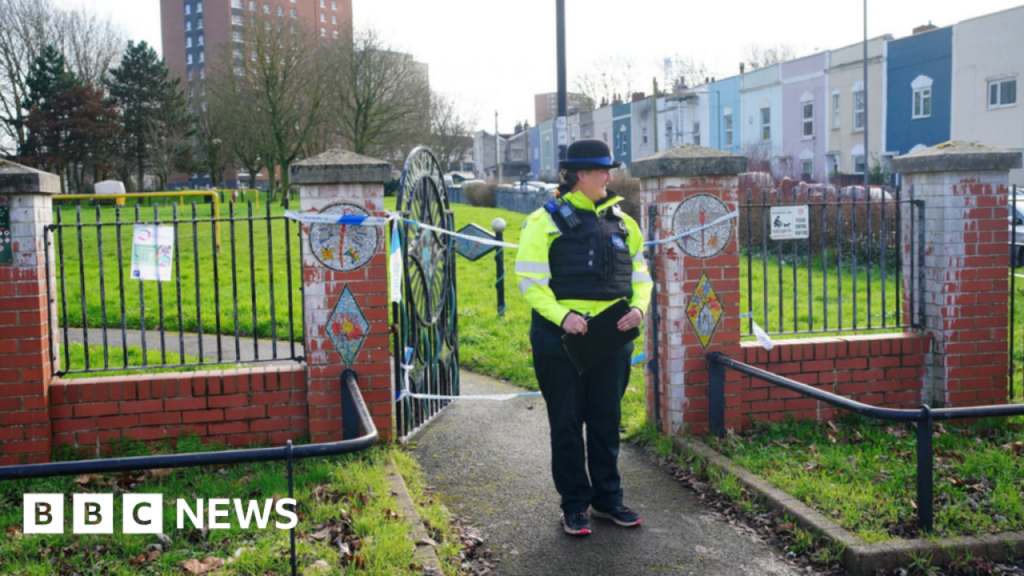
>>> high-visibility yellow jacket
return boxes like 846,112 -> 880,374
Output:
515,190 -> 653,327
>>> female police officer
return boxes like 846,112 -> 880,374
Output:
515,139 -> 652,536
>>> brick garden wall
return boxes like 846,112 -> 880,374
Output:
48,366 -> 309,454
732,333 -> 931,429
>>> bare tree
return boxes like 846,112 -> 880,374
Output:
663,54 -> 714,90
429,91 -> 475,171
327,28 -> 429,164
573,56 -> 640,109
225,12 -> 326,201
742,43 -> 799,71
0,0 -> 123,157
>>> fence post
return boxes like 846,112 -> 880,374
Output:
290,150 -> 394,442
0,161 -> 60,464
892,142 -> 1023,407
631,145 -> 747,435
915,404 -> 933,532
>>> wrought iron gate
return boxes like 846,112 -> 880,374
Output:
392,147 -> 459,439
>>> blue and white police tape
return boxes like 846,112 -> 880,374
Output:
738,312 -> 775,350
285,208 -> 739,252
394,348 -> 647,402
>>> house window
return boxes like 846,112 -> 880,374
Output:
642,127 -> 648,145
854,90 -> 865,131
251,50 -> 257,61
185,4 -> 191,15
320,0 -> 325,6
320,27 -> 326,37
332,0 -> 337,9
760,107 -> 771,140
692,122 -> 700,146
724,113 -> 733,147
802,102 -> 814,137
320,13 -> 326,22
263,3 -> 269,13
232,31 -> 242,42
989,79 -> 1017,108
665,120 -> 673,146
332,30 -> 338,39
231,0 -> 242,8
233,48 -> 243,59
232,14 -> 242,25
290,8 -> 296,18
832,93 -> 840,129
854,155 -> 866,174
332,15 -> 337,24
199,68 -> 205,79
197,34 -> 203,46
187,53 -> 193,65
186,37 -> 192,48
802,160 -> 812,177
196,1 -> 202,13
913,87 -> 932,118
186,20 -> 192,31
198,51 -> 204,63
276,6 -> 282,15
249,1 -> 255,9
187,69 -> 193,81
197,17 -> 203,29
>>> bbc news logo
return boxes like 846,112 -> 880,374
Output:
23,494 -> 298,534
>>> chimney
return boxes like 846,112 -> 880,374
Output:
632,92 -> 646,102
739,62 -> 745,75
912,21 -> 937,35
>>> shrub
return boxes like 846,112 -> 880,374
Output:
464,181 -> 497,208
611,170 -> 642,223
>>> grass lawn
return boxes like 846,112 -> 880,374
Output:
0,435 -> 464,575
703,414 -> 1024,542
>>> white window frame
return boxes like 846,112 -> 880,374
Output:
232,31 -> 242,42
332,15 -> 337,24
187,53 -> 193,65
199,68 -> 205,80
692,121 -> 700,146
196,1 -> 202,13
186,20 -> 192,31
231,0 -> 242,8
802,102 -> 814,138
198,51 -> 204,63
853,87 -> 865,132
988,78 -> 1017,109
332,0 -> 337,9
290,8 -> 297,18
320,13 -> 326,22
853,155 -> 866,174
802,160 -> 813,177
332,30 -> 339,39
760,107 -> 771,141
197,34 -> 203,46
186,37 -> 193,48
320,0 -> 325,6
724,112 -> 733,147
911,75 -> 933,119
232,14 -> 243,26
263,3 -> 269,14
832,92 -> 840,129
320,27 -> 326,37
197,17 -> 203,29
276,5 -> 283,16
185,4 -> 191,15
249,1 -> 255,10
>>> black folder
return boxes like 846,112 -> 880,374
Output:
561,299 -> 640,375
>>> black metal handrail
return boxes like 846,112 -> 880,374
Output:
0,369 -> 377,576
707,351 -> 1024,532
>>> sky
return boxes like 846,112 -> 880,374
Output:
60,0 -> 1024,133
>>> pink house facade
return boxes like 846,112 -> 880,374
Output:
781,52 -> 829,183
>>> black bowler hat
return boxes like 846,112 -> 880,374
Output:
559,139 -> 621,171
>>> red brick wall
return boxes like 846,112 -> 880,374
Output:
49,365 -> 308,454
727,333 -> 931,430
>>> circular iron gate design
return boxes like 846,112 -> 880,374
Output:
393,147 -> 459,439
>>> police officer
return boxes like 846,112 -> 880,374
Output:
515,139 -> 653,536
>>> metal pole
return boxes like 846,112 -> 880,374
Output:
863,0 -> 870,191
495,111 -> 501,183
647,205 -> 662,432
709,354 -> 725,437
556,0 -> 567,162
652,78 -> 659,153
916,405 -> 934,532
492,218 -> 507,317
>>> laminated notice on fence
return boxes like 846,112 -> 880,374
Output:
130,224 -> 174,282
769,205 -> 809,240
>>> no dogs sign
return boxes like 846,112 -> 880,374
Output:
769,206 -> 809,240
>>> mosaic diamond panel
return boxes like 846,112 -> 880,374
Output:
327,285 -> 370,367
686,271 -> 724,349
454,223 -> 497,261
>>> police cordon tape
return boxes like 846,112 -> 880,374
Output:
284,209 -> 739,249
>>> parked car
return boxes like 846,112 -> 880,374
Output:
837,185 -> 895,202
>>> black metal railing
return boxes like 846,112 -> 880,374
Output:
707,352 -> 1024,532
47,199 -> 303,376
739,184 -> 921,336
1009,185 -> 1021,400
0,370 -> 375,576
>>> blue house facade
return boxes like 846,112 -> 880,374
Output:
886,26 -> 953,156
612,103 -> 632,168
708,76 -> 742,154
529,125 -> 541,179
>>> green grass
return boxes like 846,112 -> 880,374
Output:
0,435 -> 465,575
52,195 -> 302,342
708,414 -> 1024,541
58,342 -> 242,380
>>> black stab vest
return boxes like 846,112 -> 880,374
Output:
548,200 -> 634,301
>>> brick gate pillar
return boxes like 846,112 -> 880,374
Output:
892,141 -> 1023,407
0,161 -> 59,464
290,150 -> 393,442
632,145 -> 747,435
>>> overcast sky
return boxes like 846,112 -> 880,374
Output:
60,0 -> 1024,132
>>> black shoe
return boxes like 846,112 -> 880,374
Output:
561,511 -> 592,536
590,505 -> 642,527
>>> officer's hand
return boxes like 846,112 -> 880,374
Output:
562,313 -> 588,335
617,308 -> 643,331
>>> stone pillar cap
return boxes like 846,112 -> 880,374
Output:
290,149 -> 392,185
629,144 -> 748,179
0,159 -> 60,195
892,140 -> 1023,174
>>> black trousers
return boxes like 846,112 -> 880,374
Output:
530,312 -> 634,515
